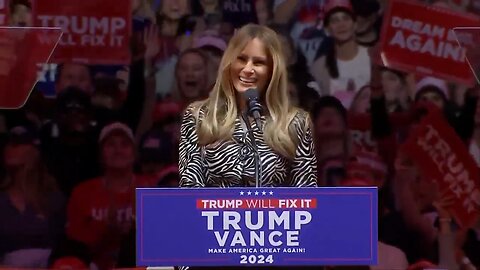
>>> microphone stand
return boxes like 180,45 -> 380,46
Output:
242,112 -> 262,188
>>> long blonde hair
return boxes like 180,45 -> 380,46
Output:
0,145 -> 58,215
191,24 -> 301,160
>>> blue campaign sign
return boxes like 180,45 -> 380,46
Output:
136,187 -> 378,267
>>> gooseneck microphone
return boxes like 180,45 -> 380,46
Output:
242,88 -> 263,188
243,88 -> 263,131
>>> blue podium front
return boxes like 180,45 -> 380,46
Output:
136,187 -> 378,267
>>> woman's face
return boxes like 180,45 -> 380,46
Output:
10,4 -> 33,27
255,0 -> 271,25
161,0 -> 189,20
200,0 -> 219,10
327,11 -> 356,43
350,87 -> 370,114
102,133 -> 135,170
314,108 -> 346,137
418,90 -> 445,109
3,143 -> 36,168
177,52 -> 208,99
60,107 -> 91,133
230,38 -> 272,94
132,0 -> 141,13
381,70 -> 403,103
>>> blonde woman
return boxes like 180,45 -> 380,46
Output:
179,24 -> 317,190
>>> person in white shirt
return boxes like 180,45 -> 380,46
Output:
310,0 -> 372,108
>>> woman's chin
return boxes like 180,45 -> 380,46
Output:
234,84 -> 257,93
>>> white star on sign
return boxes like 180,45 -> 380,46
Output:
255,191 -> 259,195
262,191 -> 267,195
240,191 -> 244,195
269,191 -> 274,195
247,191 -> 252,195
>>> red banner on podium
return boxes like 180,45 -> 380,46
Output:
0,27 -> 61,109
378,0 -> 480,86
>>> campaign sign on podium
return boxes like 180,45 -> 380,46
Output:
136,187 -> 378,267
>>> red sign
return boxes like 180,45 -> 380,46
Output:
0,0 -> 131,64
196,199 -> 318,209
34,0 -> 131,65
378,0 -> 480,86
348,114 -> 378,152
402,105 -> 480,228
454,27 -> 480,84
0,27 -> 61,108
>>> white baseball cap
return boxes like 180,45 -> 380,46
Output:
98,122 -> 134,144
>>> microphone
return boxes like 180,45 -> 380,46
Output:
242,88 -> 263,188
243,88 -> 263,131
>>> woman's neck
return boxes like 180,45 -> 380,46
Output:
104,169 -> 134,192
202,4 -> 218,14
335,39 -> 359,61
162,19 -> 179,37
235,93 -> 248,113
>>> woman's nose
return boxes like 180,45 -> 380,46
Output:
242,61 -> 254,74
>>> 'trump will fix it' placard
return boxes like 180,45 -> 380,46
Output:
136,187 -> 378,267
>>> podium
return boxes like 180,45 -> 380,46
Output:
135,187 -> 378,268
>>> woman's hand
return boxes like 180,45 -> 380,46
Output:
144,24 -> 160,62
433,190 -> 455,219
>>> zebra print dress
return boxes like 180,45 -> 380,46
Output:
179,105 -> 317,189
178,105 -> 318,270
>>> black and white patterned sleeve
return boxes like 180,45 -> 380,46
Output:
290,111 -> 318,187
179,106 -> 206,188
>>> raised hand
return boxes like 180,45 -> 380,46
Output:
433,190 -> 455,219
144,24 -> 160,61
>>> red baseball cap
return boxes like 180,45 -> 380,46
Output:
323,0 -> 354,25
51,256 -> 89,269
407,260 -> 437,270
152,100 -> 182,124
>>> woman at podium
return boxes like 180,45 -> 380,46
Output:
178,23 -> 317,190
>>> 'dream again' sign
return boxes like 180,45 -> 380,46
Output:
378,0 -> 480,85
